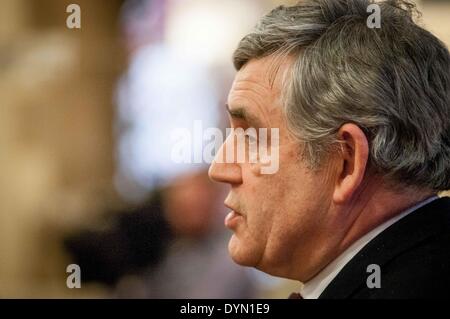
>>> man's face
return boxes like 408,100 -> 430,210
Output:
208,56 -> 338,280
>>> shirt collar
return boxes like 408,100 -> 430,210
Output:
300,195 -> 439,299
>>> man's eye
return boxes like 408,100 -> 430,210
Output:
245,132 -> 258,144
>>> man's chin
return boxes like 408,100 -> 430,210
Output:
227,233 -> 260,267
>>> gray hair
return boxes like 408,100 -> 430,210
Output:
233,0 -> 450,191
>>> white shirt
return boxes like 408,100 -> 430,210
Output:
300,195 -> 439,299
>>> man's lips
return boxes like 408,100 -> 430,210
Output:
224,211 -> 243,228
224,202 -> 244,229
224,202 -> 238,213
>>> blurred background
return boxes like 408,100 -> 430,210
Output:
0,0 -> 449,298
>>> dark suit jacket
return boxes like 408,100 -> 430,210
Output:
319,196 -> 450,299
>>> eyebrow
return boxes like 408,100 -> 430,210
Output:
225,104 -> 262,128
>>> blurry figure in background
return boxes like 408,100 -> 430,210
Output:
65,0 -> 257,298
65,188 -> 172,286
66,170 -> 256,298
114,171 -> 256,298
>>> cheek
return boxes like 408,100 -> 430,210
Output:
227,175 -> 277,265
241,175 -> 289,251
250,165 -> 309,247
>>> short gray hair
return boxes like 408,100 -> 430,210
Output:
233,0 -> 450,191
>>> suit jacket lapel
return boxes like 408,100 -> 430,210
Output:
319,197 -> 450,299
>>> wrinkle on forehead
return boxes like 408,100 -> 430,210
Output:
229,55 -> 294,116
240,55 -> 292,90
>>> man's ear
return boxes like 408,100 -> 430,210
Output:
333,123 -> 369,204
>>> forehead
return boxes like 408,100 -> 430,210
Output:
228,55 -> 293,110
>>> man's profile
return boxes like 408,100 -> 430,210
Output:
209,0 -> 450,299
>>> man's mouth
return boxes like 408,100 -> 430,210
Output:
224,202 -> 244,229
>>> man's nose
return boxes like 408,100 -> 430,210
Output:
208,137 -> 242,185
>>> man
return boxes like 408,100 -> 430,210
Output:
208,0 -> 450,299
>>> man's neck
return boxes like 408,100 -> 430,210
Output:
300,181 -> 435,281
338,185 -> 436,253
300,194 -> 439,298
